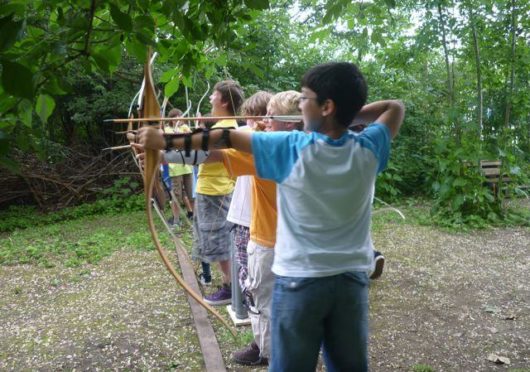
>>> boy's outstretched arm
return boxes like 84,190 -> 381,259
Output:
352,100 -> 405,139
135,127 -> 254,154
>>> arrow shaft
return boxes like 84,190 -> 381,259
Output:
106,115 -> 303,123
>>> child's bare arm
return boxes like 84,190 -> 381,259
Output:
352,100 -> 405,139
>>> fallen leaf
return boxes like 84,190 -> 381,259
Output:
483,305 -> 499,314
487,354 -> 511,365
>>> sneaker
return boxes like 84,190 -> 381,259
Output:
232,341 -> 268,366
370,251 -> 385,280
186,211 -> 194,220
198,272 -> 212,286
204,284 -> 231,306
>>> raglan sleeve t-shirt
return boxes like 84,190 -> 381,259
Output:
251,125 -> 391,277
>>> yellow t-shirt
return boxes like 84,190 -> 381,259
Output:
168,124 -> 193,177
196,119 -> 237,195
222,149 -> 277,248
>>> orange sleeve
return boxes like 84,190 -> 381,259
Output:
222,149 -> 257,177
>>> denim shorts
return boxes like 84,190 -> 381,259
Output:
192,193 -> 232,262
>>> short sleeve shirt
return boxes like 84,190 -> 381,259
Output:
251,123 -> 391,277
222,150 -> 277,248
226,126 -> 254,227
168,124 -> 193,177
196,120 -> 237,195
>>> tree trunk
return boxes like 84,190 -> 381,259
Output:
436,1 -> 460,141
468,7 -> 483,138
437,2 -> 454,109
503,0 -> 516,129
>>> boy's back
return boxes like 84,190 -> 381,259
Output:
252,124 -> 390,277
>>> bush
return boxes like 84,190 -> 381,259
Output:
428,137 -> 500,227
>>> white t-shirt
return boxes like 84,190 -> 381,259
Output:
226,126 -> 252,227
252,124 -> 391,277
226,175 -> 252,227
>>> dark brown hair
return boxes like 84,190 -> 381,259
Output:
213,80 -> 245,115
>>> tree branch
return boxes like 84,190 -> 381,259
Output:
83,0 -> 97,56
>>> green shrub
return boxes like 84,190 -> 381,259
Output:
427,135 -> 530,228
428,137 -> 503,228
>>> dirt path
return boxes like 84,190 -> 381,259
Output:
1,220 -> 528,371
369,223 -> 529,371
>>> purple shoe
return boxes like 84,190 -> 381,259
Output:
204,284 -> 231,306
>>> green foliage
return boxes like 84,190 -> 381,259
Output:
425,127 -> 530,228
0,0 -> 269,165
35,94 -> 55,123
100,176 -> 141,203
428,136 -> 497,227
496,130 -> 530,201
376,163 -> 403,201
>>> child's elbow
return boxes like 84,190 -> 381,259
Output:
391,100 -> 405,114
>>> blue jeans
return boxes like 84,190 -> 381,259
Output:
269,272 -> 369,372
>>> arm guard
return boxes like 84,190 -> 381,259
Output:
163,149 -> 209,166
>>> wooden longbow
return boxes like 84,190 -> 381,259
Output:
138,49 -> 235,336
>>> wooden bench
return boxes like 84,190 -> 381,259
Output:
480,160 -> 510,195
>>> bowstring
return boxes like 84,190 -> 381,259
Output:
195,81 -> 211,130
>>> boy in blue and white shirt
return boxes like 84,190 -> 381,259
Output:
137,62 -> 405,371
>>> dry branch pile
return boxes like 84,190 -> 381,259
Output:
0,148 -> 141,211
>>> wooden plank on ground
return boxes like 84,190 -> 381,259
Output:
174,239 -> 227,372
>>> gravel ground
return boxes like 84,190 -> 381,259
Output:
0,251 -> 204,370
369,223 -> 529,371
1,216 -> 528,371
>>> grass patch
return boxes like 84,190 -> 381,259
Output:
411,365 -> 435,372
0,209 -> 174,268
371,197 -> 530,232
372,198 -> 431,231
4,195 -> 523,269
0,194 -> 145,233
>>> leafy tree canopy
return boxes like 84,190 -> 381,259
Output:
1,0 -> 529,225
